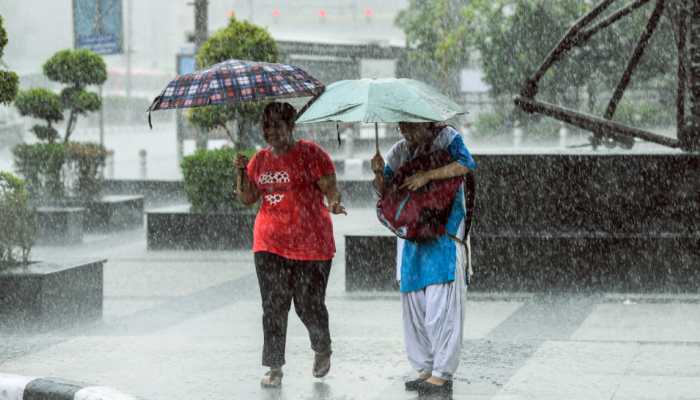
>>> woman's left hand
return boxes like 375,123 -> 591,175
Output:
400,171 -> 432,191
328,200 -> 347,215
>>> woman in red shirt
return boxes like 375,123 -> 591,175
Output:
235,102 -> 346,388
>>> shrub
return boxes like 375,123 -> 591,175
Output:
0,69 -> 18,105
0,172 -> 36,266
13,142 -> 107,204
13,143 -> 66,203
14,88 -> 64,142
65,142 -> 107,202
181,147 -> 256,212
0,15 -> 18,105
42,49 -> 107,142
43,49 -> 107,87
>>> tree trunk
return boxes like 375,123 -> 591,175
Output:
195,127 -> 208,150
236,118 -> 257,150
64,110 -> 76,143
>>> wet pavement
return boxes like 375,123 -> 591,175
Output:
1,208 -> 700,399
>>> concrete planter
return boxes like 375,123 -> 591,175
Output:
345,153 -> 700,292
147,204 -> 256,250
346,234 -> 700,292
36,207 -> 85,246
0,259 -> 105,331
83,195 -> 144,231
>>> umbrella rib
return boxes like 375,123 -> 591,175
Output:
300,103 -> 364,123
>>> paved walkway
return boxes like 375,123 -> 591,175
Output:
1,209 -> 700,399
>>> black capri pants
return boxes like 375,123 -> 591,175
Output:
254,251 -> 332,368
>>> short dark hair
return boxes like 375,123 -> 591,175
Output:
263,102 -> 296,125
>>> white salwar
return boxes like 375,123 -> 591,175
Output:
400,237 -> 469,380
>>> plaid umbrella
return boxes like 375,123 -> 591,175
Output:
147,59 -> 324,127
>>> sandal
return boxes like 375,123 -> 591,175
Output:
416,379 -> 453,396
260,368 -> 283,388
313,351 -> 332,378
405,371 -> 431,391
404,377 -> 427,391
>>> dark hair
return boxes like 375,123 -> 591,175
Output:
263,102 -> 296,125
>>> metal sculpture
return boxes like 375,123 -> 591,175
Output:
514,0 -> 700,152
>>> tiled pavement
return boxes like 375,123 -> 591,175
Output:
1,209 -> 699,400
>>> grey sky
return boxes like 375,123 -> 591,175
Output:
1,0 -> 408,75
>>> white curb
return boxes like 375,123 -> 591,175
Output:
0,374 -> 138,400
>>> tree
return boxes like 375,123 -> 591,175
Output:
43,49 -> 107,142
12,49 -> 107,204
396,0 -> 680,127
0,15 -> 19,105
0,172 -> 36,265
395,0 -> 469,98
14,88 -> 64,143
188,16 -> 279,150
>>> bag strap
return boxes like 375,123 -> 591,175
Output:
448,171 -> 476,283
463,171 -> 476,237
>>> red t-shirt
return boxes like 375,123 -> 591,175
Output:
247,140 -> 336,261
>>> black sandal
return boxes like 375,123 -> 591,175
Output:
416,379 -> 453,396
404,377 -> 427,391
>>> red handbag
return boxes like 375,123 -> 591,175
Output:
376,150 -> 463,242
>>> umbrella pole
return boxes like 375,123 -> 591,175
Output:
374,122 -> 379,155
235,163 -> 243,199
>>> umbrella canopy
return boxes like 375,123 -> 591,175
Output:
295,78 -> 465,124
147,59 -> 324,125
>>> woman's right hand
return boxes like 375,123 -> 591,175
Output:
234,154 -> 249,170
371,153 -> 385,175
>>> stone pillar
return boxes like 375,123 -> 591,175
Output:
194,0 -> 209,151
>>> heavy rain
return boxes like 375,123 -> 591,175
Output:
0,0 -> 699,399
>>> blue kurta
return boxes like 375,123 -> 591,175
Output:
383,126 -> 477,293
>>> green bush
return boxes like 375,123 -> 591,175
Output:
181,147 -> 256,212
13,143 -> 66,203
65,142 -> 107,202
0,69 -> 18,105
0,15 -> 18,104
13,142 -> 106,204
42,49 -> 107,142
0,171 -> 36,265
43,49 -> 107,87
14,88 -> 64,142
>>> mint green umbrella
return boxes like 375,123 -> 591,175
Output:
296,78 -> 465,152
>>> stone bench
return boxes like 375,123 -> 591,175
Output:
0,259 -> 104,331
85,194 -> 144,231
345,232 -> 700,292
345,153 -> 700,292
147,204 -> 256,250
36,207 -> 85,246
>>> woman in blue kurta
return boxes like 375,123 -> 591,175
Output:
372,122 -> 477,396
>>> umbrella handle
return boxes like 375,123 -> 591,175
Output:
374,123 -> 379,154
236,169 -> 243,187
235,152 -> 245,196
